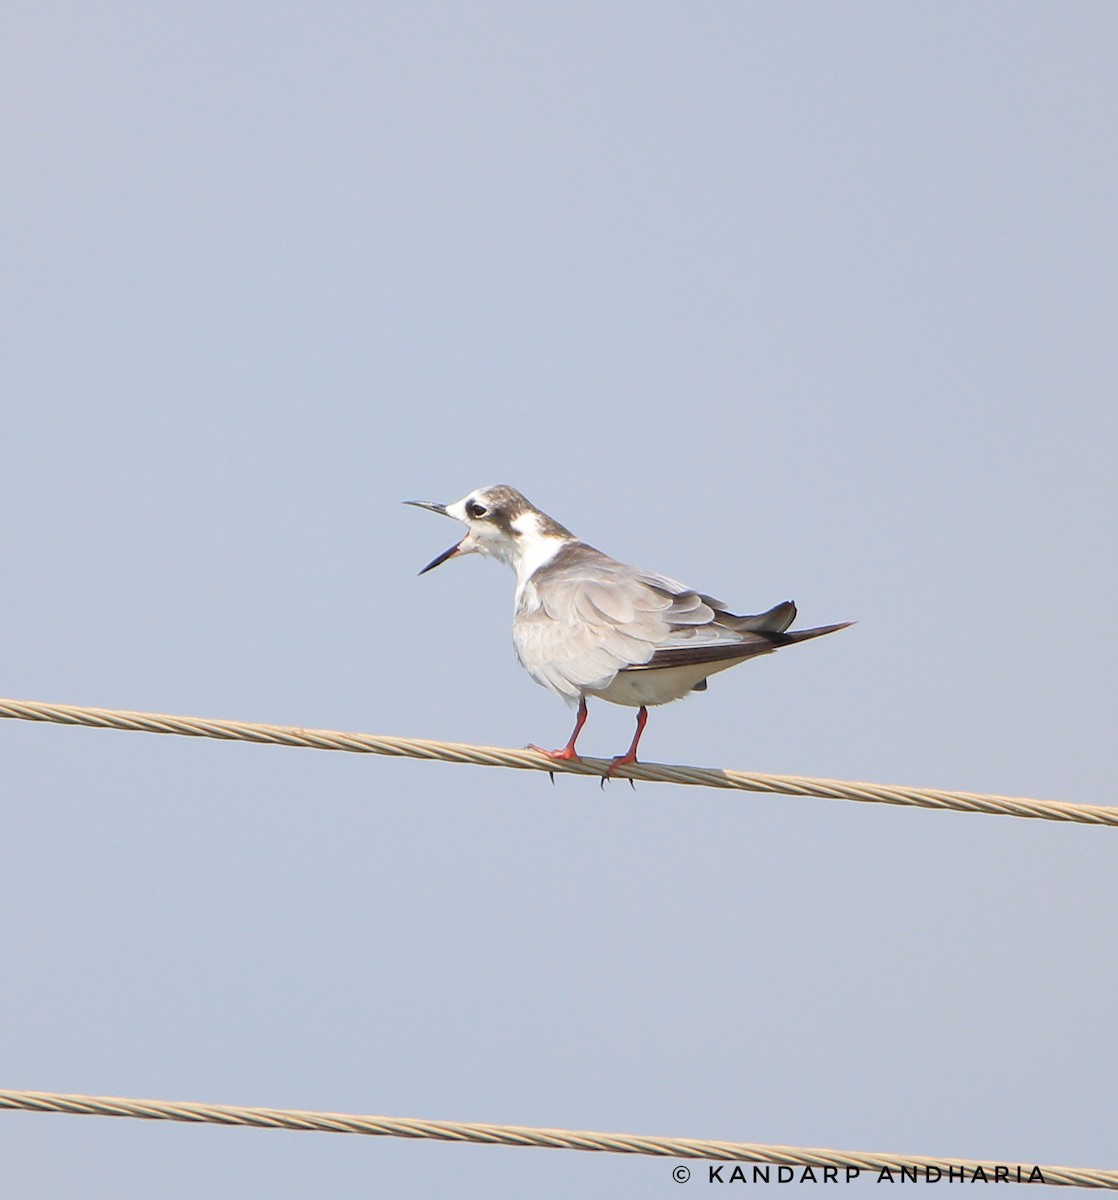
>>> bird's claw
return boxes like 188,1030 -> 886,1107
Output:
530,744 -> 579,786
601,756 -> 639,789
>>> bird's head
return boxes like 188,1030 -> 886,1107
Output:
405,484 -> 574,576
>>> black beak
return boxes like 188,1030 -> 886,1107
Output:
418,541 -> 463,574
403,499 -> 461,575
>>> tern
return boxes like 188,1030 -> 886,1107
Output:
406,485 -> 851,778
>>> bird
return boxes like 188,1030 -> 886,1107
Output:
405,485 -> 851,779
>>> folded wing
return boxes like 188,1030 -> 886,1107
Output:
513,542 -> 811,702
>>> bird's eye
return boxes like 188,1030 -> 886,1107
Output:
465,500 -> 488,519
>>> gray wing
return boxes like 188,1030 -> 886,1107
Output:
513,542 -> 793,701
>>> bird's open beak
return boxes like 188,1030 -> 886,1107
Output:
404,499 -> 476,575
417,540 -> 466,574
403,500 -> 448,517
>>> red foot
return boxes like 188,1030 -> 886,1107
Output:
601,753 -> 639,789
529,744 -> 582,762
601,705 -> 648,788
604,752 -> 638,778
530,698 -> 588,768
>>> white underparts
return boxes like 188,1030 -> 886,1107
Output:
590,658 -> 747,707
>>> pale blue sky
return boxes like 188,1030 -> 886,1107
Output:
3,3 -> 1116,1196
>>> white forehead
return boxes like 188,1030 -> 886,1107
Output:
444,485 -> 528,528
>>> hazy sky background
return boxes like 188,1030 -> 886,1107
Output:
3,3 -> 1116,1195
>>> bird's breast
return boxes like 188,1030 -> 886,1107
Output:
514,579 -> 543,615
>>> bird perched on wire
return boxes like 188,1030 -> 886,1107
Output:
406,485 -> 851,780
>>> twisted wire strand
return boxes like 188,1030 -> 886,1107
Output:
0,1089 -> 1113,1188
0,696 -> 1112,827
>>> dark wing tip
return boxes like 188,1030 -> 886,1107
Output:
783,620 -> 855,643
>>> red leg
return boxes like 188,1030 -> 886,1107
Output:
530,696 -> 588,762
604,706 -> 648,779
